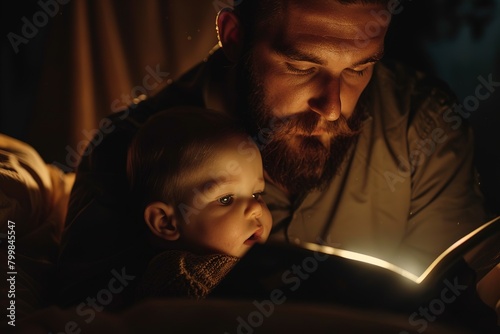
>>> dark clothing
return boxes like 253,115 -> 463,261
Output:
136,250 -> 238,300
56,47 -> 487,307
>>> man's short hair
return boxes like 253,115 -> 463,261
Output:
233,0 -> 392,43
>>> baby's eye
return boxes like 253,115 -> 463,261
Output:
217,195 -> 234,206
252,192 -> 263,200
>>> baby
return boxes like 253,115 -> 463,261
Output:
126,106 -> 272,299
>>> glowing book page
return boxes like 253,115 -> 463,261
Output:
299,215 -> 500,285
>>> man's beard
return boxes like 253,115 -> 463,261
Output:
236,53 -> 365,196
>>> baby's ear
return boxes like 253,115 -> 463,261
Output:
144,202 -> 180,241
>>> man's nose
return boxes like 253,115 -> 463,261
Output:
308,75 -> 341,121
245,197 -> 263,219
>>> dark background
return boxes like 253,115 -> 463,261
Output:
384,0 -> 500,215
1,0 -> 499,214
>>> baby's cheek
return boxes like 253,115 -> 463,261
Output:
263,210 -> 273,238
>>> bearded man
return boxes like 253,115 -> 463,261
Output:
57,0 -> 491,310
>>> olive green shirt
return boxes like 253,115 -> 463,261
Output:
263,61 -> 487,275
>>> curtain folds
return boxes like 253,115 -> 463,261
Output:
24,0 -> 219,166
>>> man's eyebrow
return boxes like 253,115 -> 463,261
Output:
274,41 -> 385,67
273,44 -> 325,65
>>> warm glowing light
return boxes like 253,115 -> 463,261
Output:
301,242 -> 420,282
300,215 -> 500,285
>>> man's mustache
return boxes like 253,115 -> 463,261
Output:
267,111 -> 360,140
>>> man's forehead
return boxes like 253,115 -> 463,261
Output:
278,1 -> 390,41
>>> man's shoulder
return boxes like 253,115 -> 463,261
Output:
75,48 -> 227,174
139,47 -> 228,117
374,59 -> 458,107
371,59 -> 459,129
108,46 -> 227,127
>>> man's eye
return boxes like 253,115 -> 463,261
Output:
285,63 -> 315,75
346,67 -> 368,77
217,195 -> 234,206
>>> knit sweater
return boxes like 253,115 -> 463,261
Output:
136,250 -> 239,300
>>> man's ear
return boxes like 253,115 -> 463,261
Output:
216,8 -> 244,62
144,202 -> 180,241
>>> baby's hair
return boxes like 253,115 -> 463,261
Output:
127,106 -> 248,217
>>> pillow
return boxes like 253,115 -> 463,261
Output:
0,134 -> 74,255
0,133 -> 75,318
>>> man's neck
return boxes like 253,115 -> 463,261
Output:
204,47 -> 239,116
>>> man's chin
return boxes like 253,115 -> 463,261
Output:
289,133 -> 332,150
263,130 -> 360,195
262,137 -> 330,195
315,133 -> 332,149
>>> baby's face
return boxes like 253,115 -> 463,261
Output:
178,135 -> 272,257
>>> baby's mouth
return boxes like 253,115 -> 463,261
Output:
244,227 -> 264,245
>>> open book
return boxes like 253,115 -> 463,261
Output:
303,214 -> 500,285
211,215 -> 500,312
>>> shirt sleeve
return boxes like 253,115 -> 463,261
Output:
393,75 -> 489,273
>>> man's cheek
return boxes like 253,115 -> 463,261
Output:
341,86 -> 367,118
267,90 -> 307,118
